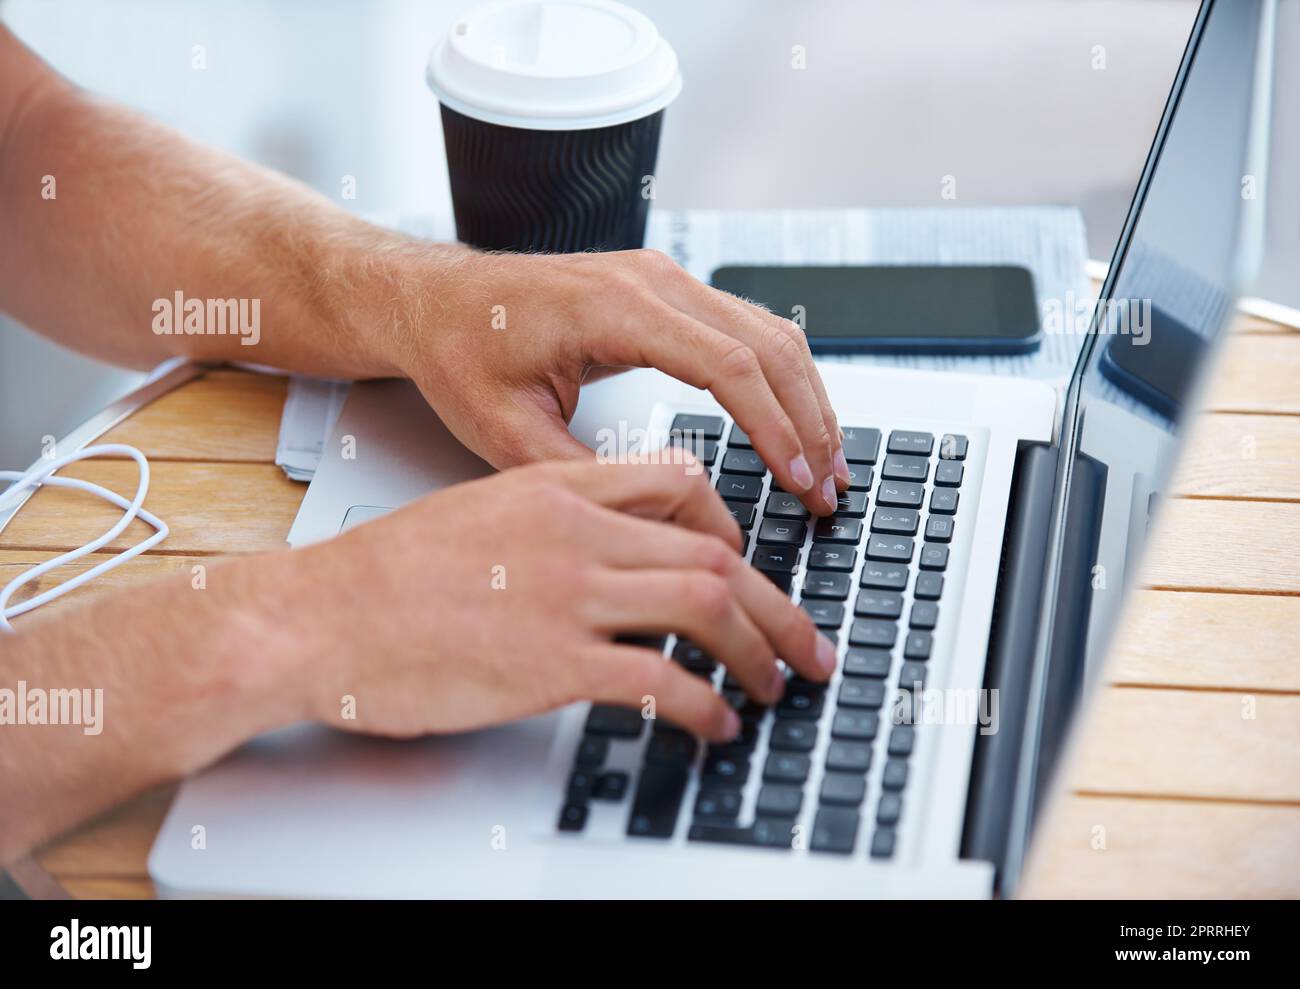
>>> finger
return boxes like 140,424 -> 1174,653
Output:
587,568 -> 785,704
588,304 -> 824,513
591,512 -> 834,683
579,644 -> 740,742
545,456 -> 741,552
664,278 -> 846,506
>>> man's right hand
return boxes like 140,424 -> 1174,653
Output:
297,456 -> 837,742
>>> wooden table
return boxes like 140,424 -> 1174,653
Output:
3,304 -> 1297,899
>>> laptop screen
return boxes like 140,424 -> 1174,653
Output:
1012,0 -> 1275,878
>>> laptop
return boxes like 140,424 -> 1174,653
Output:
149,0 -> 1274,898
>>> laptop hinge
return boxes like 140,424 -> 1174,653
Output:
958,440 -> 1057,891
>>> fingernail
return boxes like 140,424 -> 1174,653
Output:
721,707 -> 742,740
769,665 -> 787,699
788,454 -> 814,492
821,476 -> 838,512
833,447 -> 850,485
816,634 -> 838,677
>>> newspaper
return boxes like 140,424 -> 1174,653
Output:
275,207 -> 1089,480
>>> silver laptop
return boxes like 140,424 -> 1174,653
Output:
149,0 -> 1274,898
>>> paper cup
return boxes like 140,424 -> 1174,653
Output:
427,0 -> 682,253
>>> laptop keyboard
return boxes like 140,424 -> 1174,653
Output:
556,413 -> 968,859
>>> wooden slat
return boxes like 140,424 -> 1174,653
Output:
34,786 -> 174,880
1142,498 -> 1300,593
1107,589 -> 1300,692
1021,795 -> 1300,898
1070,687 -> 1300,802
1172,414 -> 1300,501
1208,335 -> 1300,415
98,369 -> 288,462
0,461 -> 305,555
0,551 -> 211,616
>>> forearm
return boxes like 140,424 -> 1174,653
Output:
0,27 -> 468,377
0,549 -> 318,867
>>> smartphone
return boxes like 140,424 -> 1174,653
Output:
710,264 -> 1041,355
1098,305 -> 1204,420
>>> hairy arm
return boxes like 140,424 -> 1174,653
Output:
0,23 -> 453,377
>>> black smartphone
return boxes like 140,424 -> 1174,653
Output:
1098,305 -> 1204,420
710,264 -> 1042,355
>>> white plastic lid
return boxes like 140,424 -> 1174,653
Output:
426,0 -> 682,131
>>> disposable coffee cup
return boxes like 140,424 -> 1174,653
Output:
427,0 -> 682,253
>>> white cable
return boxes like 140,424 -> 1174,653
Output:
0,443 -> 168,633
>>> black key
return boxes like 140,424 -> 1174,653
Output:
769,719 -> 818,752
721,448 -> 767,476
881,453 -> 929,483
728,424 -> 753,448
882,759 -> 909,791
929,489 -> 959,515
833,490 -> 869,518
667,432 -> 719,466
914,572 -> 944,600
645,733 -> 698,765
757,518 -> 807,547
903,631 -> 933,660
594,771 -> 629,801
866,534 -> 914,563
627,764 -> 689,838
688,819 -> 795,848
724,499 -> 757,529
825,740 -> 873,773
887,726 -> 916,757
801,571 -> 852,600
764,491 -> 810,520
925,516 -> 955,543
810,806 -> 860,854
701,750 -> 750,785
840,427 -> 881,464
760,569 -> 794,593
848,619 -> 897,649
860,562 -> 908,590
939,434 -> 969,460
653,717 -> 691,736
764,752 -> 812,784
846,464 -> 874,492
716,473 -> 763,502
842,648 -> 892,678
585,705 -> 645,738
854,590 -> 903,620
801,599 -> 844,629
877,793 -> 903,826
935,461 -> 964,487
568,768 -> 598,801
887,430 -> 934,456
910,601 -> 939,630
831,710 -> 879,741
870,828 -> 896,859
756,784 -> 804,818
871,507 -> 919,535
672,640 -> 716,674
575,735 -> 608,767
751,544 -> 800,574
820,772 -> 867,806
876,479 -> 925,508
670,413 -> 724,440
776,685 -> 826,721
614,633 -> 668,651
919,544 -> 949,571
814,516 -> 863,544
740,531 -> 750,556
808,544 -> 857,572
898,661 -> 928,690
694,788 -> 743,821
838,678 -> 886,709
558,802 -> 588,832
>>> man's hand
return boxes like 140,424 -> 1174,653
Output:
372,248 -> 851,516
299,456 -> 838,741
